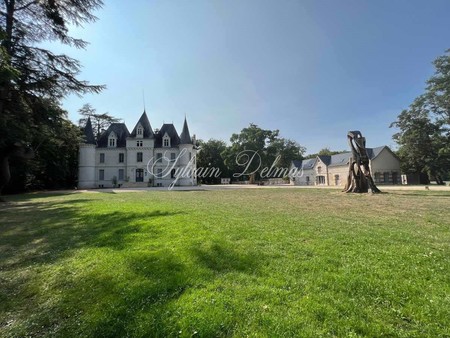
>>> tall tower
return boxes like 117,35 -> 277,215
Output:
78,117 -> 97,189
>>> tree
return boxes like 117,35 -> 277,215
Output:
391,50 -> 450,184
391,97 -> 446,184
6,100 -> 82,193
196,139 -> 229,184
221,124 -> 274,182
266,137 -> 306,170
305,148 -> 348,159
78,103 -> 121,140
0,0 -> 104,194
222,123 -> 305,182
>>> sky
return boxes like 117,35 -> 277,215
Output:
54,0 -> 450,154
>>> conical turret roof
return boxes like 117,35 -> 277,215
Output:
179,117 -> 192,144
83,117 -> 96,144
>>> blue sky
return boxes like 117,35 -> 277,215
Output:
57,0 -> 450,154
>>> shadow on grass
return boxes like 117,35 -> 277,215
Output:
0,200 -> 182,271
191,240 -> 260,274
0,197 -> 190,335
0,195 -> 261,337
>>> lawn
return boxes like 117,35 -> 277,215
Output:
0,188 -> 449,337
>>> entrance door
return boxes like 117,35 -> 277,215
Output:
392,172 -> 398,184
136,169 -> 144,182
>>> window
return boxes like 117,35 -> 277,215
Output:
374,172 -> 381,183
108,132 -> 117,148
137,140 -> 143,147
189,152 -> 192,161
99,169 -> 105,181
137,152 -> 143,162
383,172 -> 390,183
100,153 -> 105,163
119,153 -> 124,163
118,169 -> 124,181
316,176 -> 325,185
157,168 -> 163,178
334,174 -> 340,186
317,166 -> 322,174
163,134 -> 170,147
156,153 -> 162,162
137,127 -> 143,136
136,169 -> 144,182
171,152 -> 176,161
171,169 -> 176,179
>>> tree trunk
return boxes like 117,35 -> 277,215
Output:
0,143 -> 35,199
343,161 -> 381,194
0,156 -> 11,200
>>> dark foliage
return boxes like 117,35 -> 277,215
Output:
1,0 -> 104,193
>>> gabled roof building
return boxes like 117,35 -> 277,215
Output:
78,112 -> 197,189
289,146 -> 401,186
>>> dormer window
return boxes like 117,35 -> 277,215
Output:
163,133 -> 170,147
136,123 -> 144,138
108,132 -> 117,148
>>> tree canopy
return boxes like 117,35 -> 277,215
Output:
222,123 -> 305,182
196,139 -> 229,184
305,148 -> 348,159
391,50 -> 450,184
78,103 -> 121,140
1,0 -> 104,193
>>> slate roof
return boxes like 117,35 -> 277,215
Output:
317,155 -> 331,166
97,123 -> 130,148
366,146 -> 385,159
82,117 -> 96,145
154,123 -> 180,147
292,146 -> 388,169
292,158 -> 316,170
328,152 -> 351,167
130,111 -> 154,138
179,117 -> 192,144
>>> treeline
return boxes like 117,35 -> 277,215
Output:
196,123 -> 306,184
1,1 -> 104,194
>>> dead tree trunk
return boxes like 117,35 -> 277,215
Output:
343,131 -> 381,194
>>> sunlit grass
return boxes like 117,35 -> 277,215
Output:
1,189 -> 449,337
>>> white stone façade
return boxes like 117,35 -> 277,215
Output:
78,111 -> 197,189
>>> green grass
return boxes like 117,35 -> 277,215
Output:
0,189 -> 449,337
